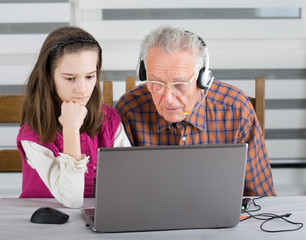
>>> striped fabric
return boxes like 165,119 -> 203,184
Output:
115,80 -> 276,196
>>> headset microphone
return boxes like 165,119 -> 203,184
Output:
180,76 -> 214,117
180,111 -> 190,118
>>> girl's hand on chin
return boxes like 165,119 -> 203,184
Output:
58,101 -> 88,130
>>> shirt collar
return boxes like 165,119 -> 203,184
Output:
157,114 -> 172,132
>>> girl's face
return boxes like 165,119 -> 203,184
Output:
53,50 -> 98,106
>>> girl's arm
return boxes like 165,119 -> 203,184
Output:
59,101 -> 88,161
21,140 -> 88,208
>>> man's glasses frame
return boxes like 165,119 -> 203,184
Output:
146,73 -> 197,97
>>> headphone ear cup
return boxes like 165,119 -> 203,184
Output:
197,68 -> 214,89
138,60 -> 147,81
197,67 -> 206,89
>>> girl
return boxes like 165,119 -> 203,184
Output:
17,26 -> 131,208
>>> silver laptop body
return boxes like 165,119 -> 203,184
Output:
82,144 -> 248,233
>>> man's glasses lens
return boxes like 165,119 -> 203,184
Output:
146,73 -> 196,96
147,81 -> 189,96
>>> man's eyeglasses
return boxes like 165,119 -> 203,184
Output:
146,73 -> 196,97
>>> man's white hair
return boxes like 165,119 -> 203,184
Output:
140,25 -> 207,73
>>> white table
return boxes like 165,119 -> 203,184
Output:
1,196 -> 305,240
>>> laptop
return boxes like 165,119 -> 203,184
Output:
82,144 -> 248,233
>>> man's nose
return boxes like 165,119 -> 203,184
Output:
162,86 -> 176,103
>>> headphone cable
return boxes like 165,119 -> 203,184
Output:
180,76 -> 214,117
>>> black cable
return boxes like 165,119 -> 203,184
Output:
247,196 -> 263,212
240,196 -> 304,233
260,213 -> 303,233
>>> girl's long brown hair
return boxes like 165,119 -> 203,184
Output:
21,26 -> 103,143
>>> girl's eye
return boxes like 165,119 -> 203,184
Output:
86,75 -> 96,80
65,77 -> 75,81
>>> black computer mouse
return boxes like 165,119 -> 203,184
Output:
30,207 -> 69,224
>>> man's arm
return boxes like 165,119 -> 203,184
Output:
239,111 -> 276,196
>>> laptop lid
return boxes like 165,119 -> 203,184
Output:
83,144 -> 247,233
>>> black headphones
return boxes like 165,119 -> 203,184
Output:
137,31 -> 214,89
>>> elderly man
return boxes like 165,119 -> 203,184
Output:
115,25 -> 275,196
